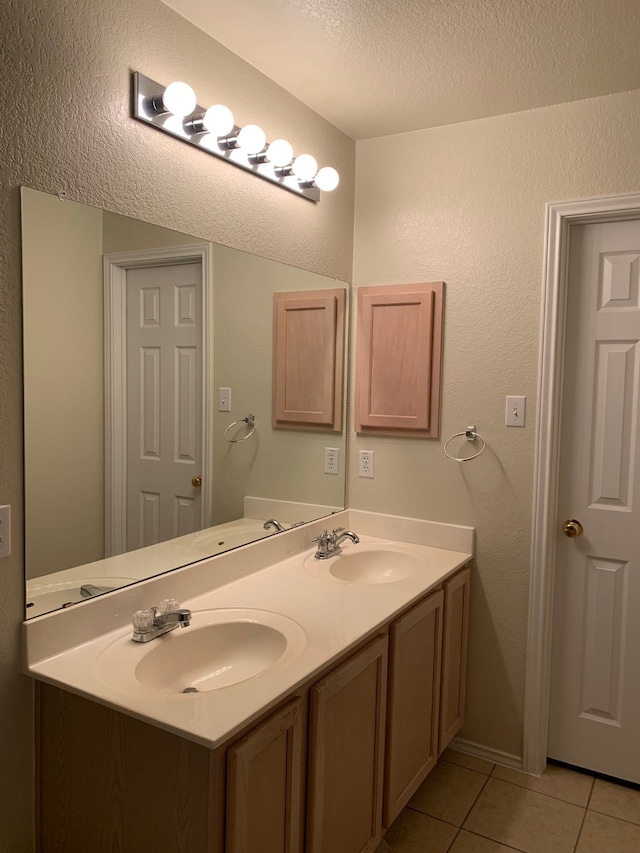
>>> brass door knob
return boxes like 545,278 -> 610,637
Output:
563,519 -> 584,538
191,475 -> 202,488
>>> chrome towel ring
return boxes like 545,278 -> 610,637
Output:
443,425 -> 486,462
224,414 -> 256,444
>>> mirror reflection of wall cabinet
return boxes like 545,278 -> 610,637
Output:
272,288 -> 345,431
21,186 -> 348,618
355,282 -> 444,437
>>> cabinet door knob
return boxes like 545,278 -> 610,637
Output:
192,475 -> 202,488
562,519 -> 583,538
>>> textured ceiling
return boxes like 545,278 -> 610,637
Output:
162,0 -> 640,139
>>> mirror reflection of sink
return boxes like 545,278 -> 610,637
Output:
97,608 -> 307,696
25,577 -> 134,617
190,525 -> 276,555
326,545 -> 421,584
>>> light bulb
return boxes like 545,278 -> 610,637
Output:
265,138 -> 293,168
315,166 -> 340,192
236,124 -> 267,154
202,104 -> 234,137
292,154 -> 318,182
162,81 -> 197,117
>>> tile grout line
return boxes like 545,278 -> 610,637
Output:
459,766 -> 493,827
588,807 -> 640,828
571,773 -> 595,853
457,771 -> 529,853
460,826 -> 528,853
489,773 -> 596,808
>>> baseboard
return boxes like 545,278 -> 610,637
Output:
449,736 -> 523,771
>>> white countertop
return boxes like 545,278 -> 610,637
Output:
25,511 -> 473,750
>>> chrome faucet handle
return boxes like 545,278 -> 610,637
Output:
331,527 -> 345,538
312,529 -> 329,544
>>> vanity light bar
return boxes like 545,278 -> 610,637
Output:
132,73 -> 340,203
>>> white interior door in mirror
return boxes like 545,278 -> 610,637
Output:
125,261 -> 203,550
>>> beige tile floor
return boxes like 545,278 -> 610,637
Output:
379,749 -> 640,853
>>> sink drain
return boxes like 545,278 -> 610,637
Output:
182,686 -> 199,694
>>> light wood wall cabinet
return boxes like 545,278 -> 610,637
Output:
36,567 -> 469,853
272,288 -> 345,431
355,282 -> 444,437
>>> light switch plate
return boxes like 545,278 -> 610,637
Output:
218,387 -> 231,412
506,396 -> 526,427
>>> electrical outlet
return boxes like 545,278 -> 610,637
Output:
0,505 -> 11,558
359,450 -> 375,478
218,387 -> 232,412
324,447 -> 339,475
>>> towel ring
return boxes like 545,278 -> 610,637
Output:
224,414 -> 256,444
443,425 -> 486,462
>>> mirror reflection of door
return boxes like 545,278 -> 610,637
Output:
125,260 -> 203,551
104,245 -> 211,558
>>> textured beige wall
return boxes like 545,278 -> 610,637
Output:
212,245 -> 347,524
352,89 -> 640,759
1,0 -> 354,848
102,211 -> 208,254
22,188 -> 105,579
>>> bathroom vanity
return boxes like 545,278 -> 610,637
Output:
25,510 -> 473,853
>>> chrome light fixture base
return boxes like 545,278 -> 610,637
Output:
132,72 -> 321,203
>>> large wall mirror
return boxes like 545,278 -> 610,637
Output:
22,187 -> 348,618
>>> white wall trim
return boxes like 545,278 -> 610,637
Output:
449,737 -> 522,771
103,244 -> 213,556
523,191 -> 640,775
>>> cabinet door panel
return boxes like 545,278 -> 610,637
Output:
384,589 -> 444,827
355,282 -> 444,437
307,636 -> 388,853
439,567 -> 471,752
226,697 -> 304,853
272,288 -> 345,431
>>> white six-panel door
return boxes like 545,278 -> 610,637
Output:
125,261 -> 203,551
548,219 -> 640,782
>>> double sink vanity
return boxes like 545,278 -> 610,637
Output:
24,509 -> 473,853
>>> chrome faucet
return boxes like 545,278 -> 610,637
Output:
80,583 -> 104,599
313,528 -> 360,560
263,518 -> 286,532
132,599 -> 192,643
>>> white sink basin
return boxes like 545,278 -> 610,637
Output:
311,544 -> 421,584
97,608 -> 307,696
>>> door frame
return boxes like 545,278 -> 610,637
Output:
523,191 -> 640,775
103,244 -> 213,557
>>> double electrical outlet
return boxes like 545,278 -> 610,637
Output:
324,447 -> 340,475
359,450 -> 375,478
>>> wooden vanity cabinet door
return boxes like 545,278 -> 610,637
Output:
383,589 -> 444,828
439,566 -> 471,753
226,696 -> 305,853
306,635 -> 388,853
